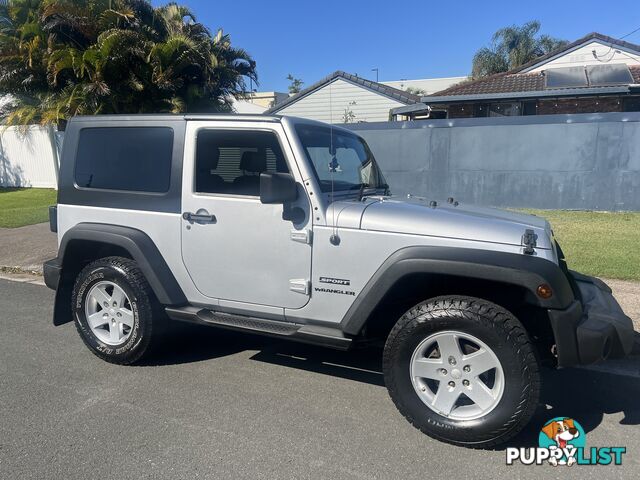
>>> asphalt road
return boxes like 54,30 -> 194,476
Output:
1,279 -> 639,480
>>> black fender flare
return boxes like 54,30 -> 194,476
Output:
339,246 -> 575,336
49,223 -> 187,325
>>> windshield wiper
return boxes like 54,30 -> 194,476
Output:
347,183 -> 389,200
358,183 -> 366,201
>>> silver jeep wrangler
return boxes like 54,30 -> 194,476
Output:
44,114 -> 634,448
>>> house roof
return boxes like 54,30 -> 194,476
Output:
424,65 -> 640,102
421,31 -> 640,104
265,71 -> 421,114
513,32 -> 640,73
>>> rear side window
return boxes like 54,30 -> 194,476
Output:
75,127 -> 174,192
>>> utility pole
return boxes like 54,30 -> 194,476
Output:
371,68 -> 379,82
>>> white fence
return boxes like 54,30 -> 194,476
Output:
0,125 -> 60,189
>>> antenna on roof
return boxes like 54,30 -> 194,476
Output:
328,79 -> 340,246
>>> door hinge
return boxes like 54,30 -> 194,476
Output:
289,279 -> 310,295
290,229 -> 312,245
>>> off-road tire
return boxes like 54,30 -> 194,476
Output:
383,295 -> 540,449
71,256 -> 164,365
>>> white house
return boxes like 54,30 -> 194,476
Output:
229,96 -> 268,114
520,32 -> 640,73
265,71 -> 424,123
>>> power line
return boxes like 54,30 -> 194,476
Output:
620,25 -> 640,40
592,26 -> 640,62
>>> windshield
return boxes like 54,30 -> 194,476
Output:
295,124 -> 387,193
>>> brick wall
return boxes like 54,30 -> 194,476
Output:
536,96 -> 623,115
445,96 -> 626,118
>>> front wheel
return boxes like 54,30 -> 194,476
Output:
383,296 -> 540,448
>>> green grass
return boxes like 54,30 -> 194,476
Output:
0,188 -> 57,228
522,210 -> 640,281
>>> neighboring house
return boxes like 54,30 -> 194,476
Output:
382,76 -> 467,95
265,71 -> 422,123
229,96 -> 268,114
244,91 -> 289,109
393,32 -> 640,120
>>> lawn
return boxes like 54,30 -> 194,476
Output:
0,188 -> 57,229
523,210 -> 640,281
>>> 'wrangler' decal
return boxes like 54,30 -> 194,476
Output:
314,287 -> 356,296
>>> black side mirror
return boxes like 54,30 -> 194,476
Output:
260,173 -> 298,204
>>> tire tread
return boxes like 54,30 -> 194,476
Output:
71,256 -> 163,365
383,295 -> 541,449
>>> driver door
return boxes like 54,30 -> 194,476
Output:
181,122 -> 312,309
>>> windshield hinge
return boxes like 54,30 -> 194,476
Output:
291,229 -> 312,245
522,229 -> 538,255
289,279 -> 310,295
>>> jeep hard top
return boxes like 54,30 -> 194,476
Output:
44,113 -> 635,448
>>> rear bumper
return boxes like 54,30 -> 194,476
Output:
549,272 -> 635,367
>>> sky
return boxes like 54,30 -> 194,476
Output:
152,0 -> 640,92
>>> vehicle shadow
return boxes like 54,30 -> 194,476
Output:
144,322 -> 640,446
142,322 -> 385,383
139,323 -> 260,366
504,366 -> 640,449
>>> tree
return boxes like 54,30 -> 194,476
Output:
471,21 -> 567,79
405,87 -> 426,96
341,100 -> 356,123
286,73 -> 303,94
0,0 -> 258,125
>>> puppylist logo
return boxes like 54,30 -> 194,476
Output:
506,417 -> 626,466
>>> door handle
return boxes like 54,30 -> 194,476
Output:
183,211 -> 217,224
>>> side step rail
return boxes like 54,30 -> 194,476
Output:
165,306 -> 352,350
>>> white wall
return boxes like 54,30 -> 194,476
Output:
383,77 -> 467,95
525,40 -> 640,72
276,78 -> 405,123
0,125 -> 59,188
230,96 -> 267,114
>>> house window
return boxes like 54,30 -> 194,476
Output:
623,97 -> 640,112
488,102 -> 522,117
523,101 -> 537,115
473,104 -> 489,117
429,110 -> 447,119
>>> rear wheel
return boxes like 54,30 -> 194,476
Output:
71,256 -> 163,365
383,296 -> 540,448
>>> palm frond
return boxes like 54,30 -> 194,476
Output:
1,0 -> 258,124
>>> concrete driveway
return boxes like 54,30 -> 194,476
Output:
1,279 -> 639,479
0,222 -> 56,273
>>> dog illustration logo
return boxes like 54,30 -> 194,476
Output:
507,416 -> 625,466
539,417 -> 586,466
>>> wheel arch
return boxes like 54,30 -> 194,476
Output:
52,223 -> 187,325
340,246 -> 574,344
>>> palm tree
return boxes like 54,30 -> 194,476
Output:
471,21 -> 567,79
0,0 -> 258,124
